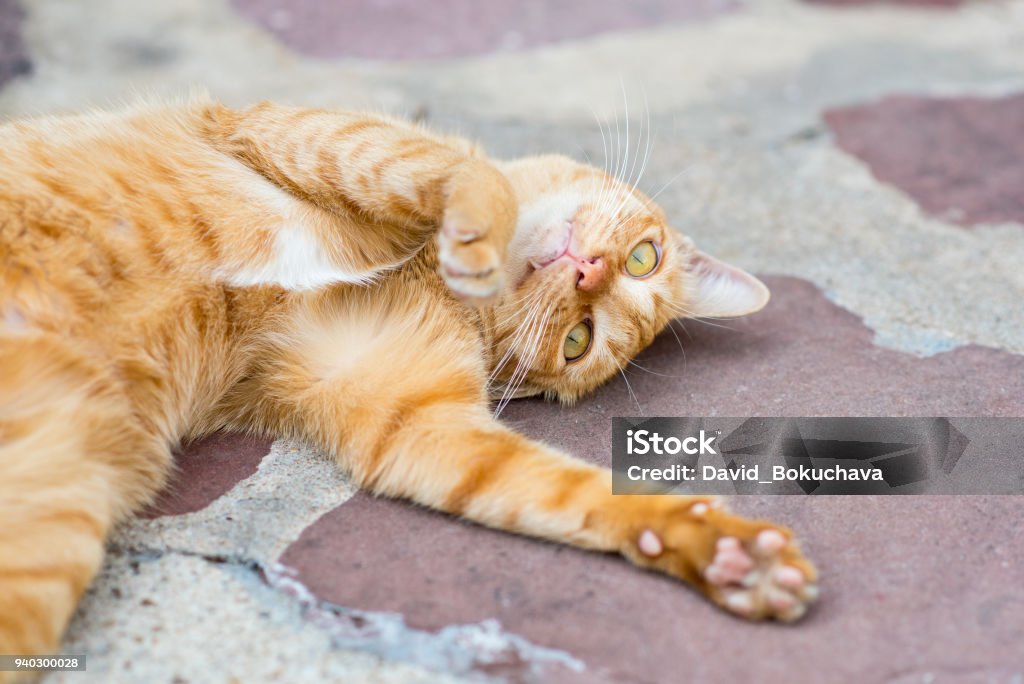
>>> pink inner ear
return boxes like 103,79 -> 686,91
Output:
685,251 -> 770,319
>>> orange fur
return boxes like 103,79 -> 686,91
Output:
0,97 -> 814,670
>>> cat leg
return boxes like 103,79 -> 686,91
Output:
255,345 -> 818,621
201,102 -> 518,303
349,406 -> 818,622
227,292 -> 818,621
0,337 -> 170,672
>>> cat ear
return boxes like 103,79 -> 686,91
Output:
684,251 -> 770,318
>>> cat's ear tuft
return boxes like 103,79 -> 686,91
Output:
684,251 -> 770,318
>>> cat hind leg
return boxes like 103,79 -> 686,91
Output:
0,337 -> 170,670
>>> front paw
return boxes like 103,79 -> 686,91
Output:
627,500 -> 819,622
438,213 -> 507,305
700,525 -> 818,622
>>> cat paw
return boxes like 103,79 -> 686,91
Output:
702,528 -> 818,622
630,503 -> 818,622
437,216 -> 506,305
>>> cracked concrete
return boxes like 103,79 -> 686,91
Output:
53,552 -> 464,684
60,438 -> 582,683
121,439 -> 356,563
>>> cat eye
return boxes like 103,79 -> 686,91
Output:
563,321 -> 592,362
625,241 -> 659,278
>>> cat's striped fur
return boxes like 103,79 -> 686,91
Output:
0,97 -> 817,673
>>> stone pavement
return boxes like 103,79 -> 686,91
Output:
1,0 -> 1022,682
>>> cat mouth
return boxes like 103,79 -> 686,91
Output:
533,224 -> 572,263
525,223 -> 573,272
514,254 -> 579,291
507,218 -> 585,291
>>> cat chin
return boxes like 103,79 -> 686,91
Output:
511,263 -> 537,290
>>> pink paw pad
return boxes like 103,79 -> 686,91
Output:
638,529 -> 663,557
705,537 -> 755,585
725,591 -> 754,616
709,530 -> 818,622
774,565 -> 805,589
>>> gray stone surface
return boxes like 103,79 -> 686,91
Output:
53,553 -> 462,684
0,0 -> 30,88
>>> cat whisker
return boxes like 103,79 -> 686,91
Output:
491,292 -> 547,393
488,299 -> 539,380
489,287 -> 545,332
614,90 -> 627,188
616,83 -> 638,212
614,358 -> 644,416
627,358 -> 684,379
666,301 -> 745,323
488,293 -> 546,386
599,91 -> 628,220
591,114 -> 614,219
667,310 -> 741,332
494,300 -> 553,417
616,159 -> 701,229
609,86 -> 653,222
636,86 -> 654,192
664,320 -> 689,372
668,317 -> 691,345
592,108 -> 613,183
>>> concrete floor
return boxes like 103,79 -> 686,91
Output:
2,0 -> 1022,682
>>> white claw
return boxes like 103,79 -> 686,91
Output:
780,602 -> 807,623
726,592 -> 754,615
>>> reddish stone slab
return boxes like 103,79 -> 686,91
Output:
281,277 -> 1024,681
806,0 -> 966,6
0,0 -> 31,89
141,432 -> 273,518
230,0 -> 738,60
825,94 -> 1024,226
284,495 -> 1024,683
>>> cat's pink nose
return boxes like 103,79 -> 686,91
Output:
575,257 -> 607,291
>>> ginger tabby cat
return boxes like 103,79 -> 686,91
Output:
0,97 -> 818,668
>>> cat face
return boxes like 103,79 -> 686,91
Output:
488,155 -> 769,408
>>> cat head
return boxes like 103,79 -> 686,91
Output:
486,154 -> 769,408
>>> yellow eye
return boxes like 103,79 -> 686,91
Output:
625,241 -> 659,277
564,321 -> 592,362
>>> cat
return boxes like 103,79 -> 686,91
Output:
0,96 -> 818,668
